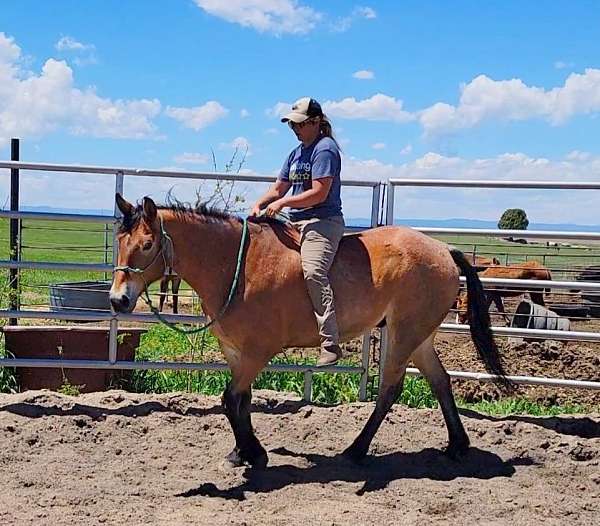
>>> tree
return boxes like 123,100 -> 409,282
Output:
498,208 -> 529,230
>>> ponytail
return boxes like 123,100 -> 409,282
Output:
319,114 -> 341,150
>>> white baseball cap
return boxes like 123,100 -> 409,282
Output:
281,97 -> 324,123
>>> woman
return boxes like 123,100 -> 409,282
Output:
249,97 -> 345,366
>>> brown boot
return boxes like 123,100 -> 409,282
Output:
316,344 -> 343,367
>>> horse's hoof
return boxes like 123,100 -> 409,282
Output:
342,445 -> 368,464
225,448 -> 245,468
444,441 -> 470,460
225,447 -> 268,470
248,451 -> 268,470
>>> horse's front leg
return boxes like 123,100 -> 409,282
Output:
220,349 -> 271,469
222,383 -> 268,469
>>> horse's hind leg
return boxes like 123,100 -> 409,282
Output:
221,348 -> 271,469
343,328 -> 414,462
411,334 -> 470,458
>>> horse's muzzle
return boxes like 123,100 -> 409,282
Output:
110,293 -> 132,313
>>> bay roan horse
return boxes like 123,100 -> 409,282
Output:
456,260 -> 552,324
110,194 -> 510,468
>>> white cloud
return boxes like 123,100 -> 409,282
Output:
352,69 -> 374,80
419,69 -> 600,135
173,152 -> 210,165
331,5 -> 377,32
55,36 -> 94,52
165,101 -> 228,131
194,0 -> 322,35
400,144 -> 412,155
55,36 -> 97,66
266,101 -> 291,119
219,136 -> 252,155
323,94 -> 413,122
240,108 -> 250,118
565,150 -> 591,161
371,142 -> 386,149
0,33 -> 160,147
356,6 -> 376,19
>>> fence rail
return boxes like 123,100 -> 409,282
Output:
2,156 -> 600,397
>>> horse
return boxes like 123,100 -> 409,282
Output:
456,260 -> 552,324
110,194 -> 510,468
464,254 -> 501,272
158,269 -> 182,314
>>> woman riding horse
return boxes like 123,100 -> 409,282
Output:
110,195 -> 510,468
250,97 -> 345,367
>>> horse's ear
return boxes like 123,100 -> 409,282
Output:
142,196 -> 157,223
115,193 -> 134,217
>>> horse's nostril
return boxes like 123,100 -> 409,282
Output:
110,295 -> 130,311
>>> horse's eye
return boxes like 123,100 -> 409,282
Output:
142,241 -> 153,251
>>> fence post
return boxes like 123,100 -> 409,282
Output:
385,183 -> 395,226
8,138 -> 20,325
303,370 -> 313,402
108,171 -> 124,363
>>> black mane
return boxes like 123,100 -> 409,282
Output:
118,196 -> 240,233
117,196 -> 290,235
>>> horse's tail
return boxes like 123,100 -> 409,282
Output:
449,248 -> 513,390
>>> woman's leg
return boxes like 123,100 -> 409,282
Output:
297,216 -> 345,365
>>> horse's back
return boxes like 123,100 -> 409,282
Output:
337,225 -> 457,278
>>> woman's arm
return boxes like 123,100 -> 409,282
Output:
250,179 -> 292,216
265,177 -> 332,216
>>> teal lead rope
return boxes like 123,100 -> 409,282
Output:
114,217 -> 250,335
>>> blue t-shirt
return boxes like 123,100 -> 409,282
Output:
278,136 -> 343,221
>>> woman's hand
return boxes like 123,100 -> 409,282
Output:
265,199 -> 285,217
248,203 -> 262,217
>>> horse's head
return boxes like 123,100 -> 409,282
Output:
455,291 -> 469,324
110,194 -> 169,313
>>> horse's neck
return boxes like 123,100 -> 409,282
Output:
163,214 -> 242,318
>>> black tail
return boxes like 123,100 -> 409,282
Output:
450,248 -> 513,390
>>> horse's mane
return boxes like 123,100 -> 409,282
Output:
119,196 -> 301,249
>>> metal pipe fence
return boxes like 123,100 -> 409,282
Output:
1,161 -> 600,395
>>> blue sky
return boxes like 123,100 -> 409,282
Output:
1,1 -> 600,223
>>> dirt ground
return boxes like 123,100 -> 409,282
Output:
0,389 -> 598,526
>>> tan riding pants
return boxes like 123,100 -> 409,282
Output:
294,215 -> 345,347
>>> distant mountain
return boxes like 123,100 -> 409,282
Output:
345,217 -> 600,232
